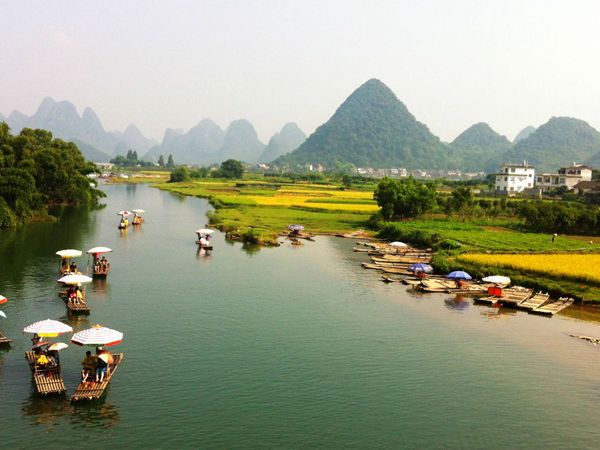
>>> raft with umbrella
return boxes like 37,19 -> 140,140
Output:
196,228 -> 214,249
0,295 -> 10,344
118,211 -> 132,229
286,224 -> 314,240
56,249 -> 83,276
23,319 -> 73,395
86,247 -> 112,277
70,325 -> 124,401
132,209 -> 145,225
57,274 -> 93,312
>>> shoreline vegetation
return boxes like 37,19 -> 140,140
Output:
119,170 -> 600,305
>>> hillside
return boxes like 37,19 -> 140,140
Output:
217,119 -> 265,164
448,123 -> 513,172
273,79 -> 448,170
503,117 -> 600,173
513,126 -> 536,143
260,122 -> 307,163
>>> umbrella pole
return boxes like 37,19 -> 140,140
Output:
86,254 -> 90,277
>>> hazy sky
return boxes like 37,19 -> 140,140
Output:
2,0 -> 600,143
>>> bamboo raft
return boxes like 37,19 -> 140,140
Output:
363,262 -> 412,269
379,254 -> 432,261
418,279 -> 492,293
195,242 -> 214,250
371,256 -> 431,264
475,286 -> 533,305
0,332 -> 12,344
70,353 -> 124,401
93,263 -> 110,276
531,297 -> 574,315
59,291 -> 91,312
517,292 -> 550,310
25,351 -> 67,395
381,276 -> 403,283
353,247 -> 371,252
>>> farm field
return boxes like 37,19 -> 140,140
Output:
458,254 -> 600,286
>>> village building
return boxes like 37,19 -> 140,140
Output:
534,163 -> 592,193
495,162 -> 535,194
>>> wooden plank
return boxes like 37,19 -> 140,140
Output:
517,292 -> 550,310
0,332 -> 12,344
70,353 -> 124,402
59,291 -> 91,312
25,351 -> 67,395
531,297 -> 574,315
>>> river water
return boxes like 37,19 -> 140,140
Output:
1,183 -> 600,449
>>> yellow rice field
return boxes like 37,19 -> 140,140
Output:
458,254 -> 600,285
277,189 -> 374,199
248,196 -> 379,212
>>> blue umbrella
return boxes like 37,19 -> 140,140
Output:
407,263 -> 433,273
446,271 -> 472,280
287,225 -> 305,231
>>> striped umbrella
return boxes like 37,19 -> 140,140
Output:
0,295 -> 6,304
71,324 -> 123,347
57,274 -> 93,285
23,319 -> 73,337
407,263 -> 433,273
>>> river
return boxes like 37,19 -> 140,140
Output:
1,182 -> 600,449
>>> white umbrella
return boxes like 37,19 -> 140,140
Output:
482,276 -> 511,284
117,211 -> 132,216
23,319 -> 73,337
87,247 -> 113,254
0,310 -> 6,319
71,324 -> 123,347
389,242 -> 408,247
132,209 -> 145,214
196,229 -> 214,234
57,274 -> 93,285
56,249 -> 83,258
48,342 -> 69,351
0,295 -> 6,304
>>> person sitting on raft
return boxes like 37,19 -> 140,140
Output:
81,351 -> 97,385
36,350 -> 49,368
62,259 -> 70,275
68,285 -> 77,301
76,284 -> 84,304
95,355 -> 108,383
70,261 -> 78,274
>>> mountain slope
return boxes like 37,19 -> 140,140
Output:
273,79 -> 448,169
217,119 -> 265,164
260,123 -> 307,163
503,117 -> 600,173
448,123 -> 512,172
513,126 -> 536,144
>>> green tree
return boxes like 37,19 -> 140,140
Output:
342,174 -> 353,188
158,154 -> 165,167
126,149 -> 134,160
451,186 -> 474,221
168,166 -> 191,183
166,154 -> 175,168
133,150 -> 138,161
373,176 -> 437,221
220,159 -> 245,179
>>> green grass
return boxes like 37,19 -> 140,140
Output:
309,198 -> 377,205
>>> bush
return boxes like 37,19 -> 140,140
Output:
169,167 -> 191,183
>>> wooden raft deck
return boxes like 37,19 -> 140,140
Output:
498,287 -> 534,306
531,297 -> 574,315
25,351 -> 66,395
70,353 -> 123,402
59,291 -> 91,312
517,292 -> 550,310
0,331 -> 12,344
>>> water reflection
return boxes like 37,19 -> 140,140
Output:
69,399 -> 121,429
196,247 -> 212,261
473,302 -> 518,320
444,295 -> 470,312
21,391 -> 121,430
91,278 -> 110,300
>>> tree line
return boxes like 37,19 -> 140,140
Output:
0,123 -> 105,227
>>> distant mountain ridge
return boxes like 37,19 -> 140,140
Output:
2,97 -> 157,162
260,123 -> 307,163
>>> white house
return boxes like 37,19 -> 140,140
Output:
495,161 -> 535,194
535,163 -> 593,193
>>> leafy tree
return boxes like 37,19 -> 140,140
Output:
168,166 -> 191,183
126,149 -> 133,160
158,154 -> 165,167
451,186 -> 474,221
220,159 -> 245,179
342,174 -> 353,188
166,154 -> 175,168
373,176 -> 437,221
133,150 -> 138,161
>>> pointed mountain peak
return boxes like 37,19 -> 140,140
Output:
82,107 -> 106,134
513,126 -> 536,143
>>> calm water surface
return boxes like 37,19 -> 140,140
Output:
1,183 -> 600,449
